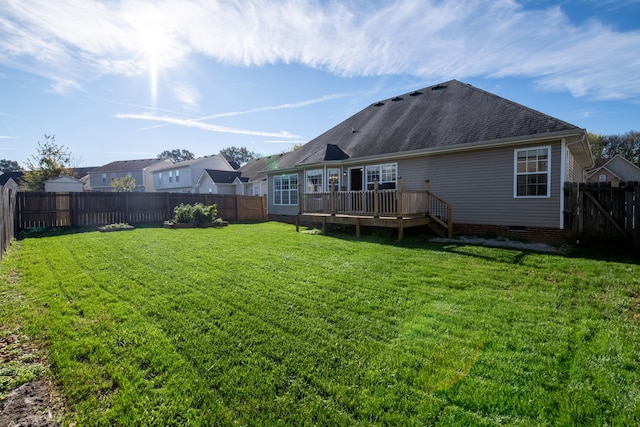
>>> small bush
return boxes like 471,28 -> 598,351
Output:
173,204 -> 194,224
98,223 -> 134,232
172,203 -> 218,225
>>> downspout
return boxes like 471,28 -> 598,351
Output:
559,139 -> 567,229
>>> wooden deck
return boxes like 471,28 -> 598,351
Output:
295,179 -> 452,240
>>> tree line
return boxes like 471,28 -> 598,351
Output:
588,130 -> 639,167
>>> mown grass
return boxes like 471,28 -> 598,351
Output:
1,222 -> 639,426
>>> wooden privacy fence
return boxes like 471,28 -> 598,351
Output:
564,181 -> 640,248
16,192 -> 267,231
0,183 -> 18,260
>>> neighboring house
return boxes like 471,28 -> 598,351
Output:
71,167 -> 96,191
195,169 -> 248,195
237,155 -> 286,196
44,176 -> 84,192
264,80 -> 594,243
89,159 -> 172,192
585,155 -> 640,186
0,171 -> 24,188
153,155 -> 234,193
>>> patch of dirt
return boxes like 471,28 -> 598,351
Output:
0,380 -> 62,427
1,327 -> 65,426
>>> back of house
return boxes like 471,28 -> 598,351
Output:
264,80 -> 593,242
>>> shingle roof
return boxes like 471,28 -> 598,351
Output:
91,158 -> 169,173
203,169 -> 244,184
0,171 -> 23,186
238,154 -> 291,181
154,154 -> 232,172
276,80 -> 584,170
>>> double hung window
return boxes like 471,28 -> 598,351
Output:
515,147 -> 550,197
328,168 -> 340,191
274,174 -> 298,205
365,163 -> 397,190
306,170 -> 323,192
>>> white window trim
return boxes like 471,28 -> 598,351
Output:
327,168 -> 341,191
305,169 -> 323,192
365,163 -> 398,190
273,174 -> 298,206
514,145 -> 551,198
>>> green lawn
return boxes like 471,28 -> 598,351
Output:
1,222 -> 640,426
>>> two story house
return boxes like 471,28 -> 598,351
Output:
88,159 -> 172,192
152,155 -> 234,193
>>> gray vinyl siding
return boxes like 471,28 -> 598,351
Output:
267,142 -> 565,227
397,142 -> 563,228
89,170 -> 146,192
267,173 -> 299,216
565,147 -> 582,183
154,166 -> 195,192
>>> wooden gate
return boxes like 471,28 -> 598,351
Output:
564,182 -> 640,247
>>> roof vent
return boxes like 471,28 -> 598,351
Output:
431,84 -> 448,91
409,91 -> 423,97
391,96 -> 404,102
373,102 -> 385,107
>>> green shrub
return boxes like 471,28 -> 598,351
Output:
172,203 -> 218,225
173,204 -> 194,224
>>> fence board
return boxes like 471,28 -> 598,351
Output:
16,192 -> 266,231
564,181 -> 639,247
0,184 -> 18,260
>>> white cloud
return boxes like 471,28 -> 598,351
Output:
1,0 -> 640,100
171,83 -> 201,111
199,93 -> 350,120
116,112 -> 301,138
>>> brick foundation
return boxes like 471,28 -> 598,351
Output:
268,214 -> 297,224
454,224 -> 564,244
270,214 -> 565,245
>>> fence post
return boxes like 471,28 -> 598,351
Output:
633,182 -> 640,248
124,192 -> 129,224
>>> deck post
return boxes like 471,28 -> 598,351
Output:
297,183 -> 302,215
425,180 -> 431,215
397,177 -> 403,218
355,217 -> 360,238
397,218 -> 404,241
295,213 -> 299,233
330,185 -> 335,215
447,204 -> 453,238
374,180 -> 379,218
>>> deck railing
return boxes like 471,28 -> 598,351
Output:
299,178 -> 452,230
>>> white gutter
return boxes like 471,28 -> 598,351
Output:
560,138 -> 567,229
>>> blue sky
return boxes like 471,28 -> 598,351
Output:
1,0 -> 639,168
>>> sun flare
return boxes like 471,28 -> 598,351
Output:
134,17 -> 171,105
